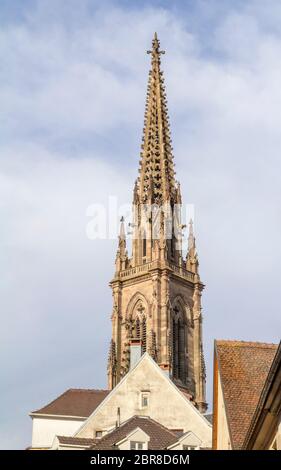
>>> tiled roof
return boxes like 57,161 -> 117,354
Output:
243,341 -> 281,449
216,340 -> 278,449
57,436 -> 96,447
32,389 -> 110,417
91,416 -> 179,450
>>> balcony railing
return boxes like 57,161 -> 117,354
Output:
115,260 -> 195,282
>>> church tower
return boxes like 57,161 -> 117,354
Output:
107,34 -> 207,412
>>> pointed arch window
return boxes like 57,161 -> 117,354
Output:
143,236 -> 147,258
172,306 -> 186,383
141,317 -> 147,352
132,301 -> 147,353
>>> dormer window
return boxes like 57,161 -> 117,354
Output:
130,441 -> 144,450
95,430 -> 103,438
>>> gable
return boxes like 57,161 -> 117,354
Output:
75,354 -> 211,447
117,427 -> 150,446
180,431 -> 202,447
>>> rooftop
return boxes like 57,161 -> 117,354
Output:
216,339 -> 278,449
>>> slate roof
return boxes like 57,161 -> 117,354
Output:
216,340 -> 278,449
90,415 -> 179,450
32,389 -> 110,418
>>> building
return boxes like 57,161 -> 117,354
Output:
29,34 -> 210,450
49,353 -> 212,450
212,339 -> 281,450
30,389 -> 109,449
51,416 -> 205,451
30,353 -> 212,450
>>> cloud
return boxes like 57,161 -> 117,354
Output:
1,0 -> 281,448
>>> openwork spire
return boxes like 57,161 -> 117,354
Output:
136,33 -> 176,203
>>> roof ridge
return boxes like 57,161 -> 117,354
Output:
31,388 -> 72,414
31,388 -> 109,416
67,388 -> 109,392
216,339 -> 278,349
57,435 -> 95,440
135,415 -> 179,437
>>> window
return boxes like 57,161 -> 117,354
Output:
130,441 -> 144,450
183,445 -> 197,450
143,237 -> 146,257
140,392 -> 149,408
172,308 -> 186,383
95,430 -> 103,438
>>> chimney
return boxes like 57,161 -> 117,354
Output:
130,339 -> 143,370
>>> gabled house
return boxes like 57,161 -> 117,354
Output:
29,389 -> 109,449
51,416 -> 205,451
30,352 -> 211,450
73,352 -> 211,448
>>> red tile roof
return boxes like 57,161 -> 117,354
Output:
216,340 -> 278,449
91,416 -> 179,450
32,389 -> 109,417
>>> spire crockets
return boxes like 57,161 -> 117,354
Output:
136,33 -> 177,204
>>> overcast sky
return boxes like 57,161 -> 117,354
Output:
1,0 -> 281,449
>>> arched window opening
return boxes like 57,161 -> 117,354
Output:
135,318 -> 140,339
141,318 -> 147,352
143,236 -> 146,258
172,306 -> 186,383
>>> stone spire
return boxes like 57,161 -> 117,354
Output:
136,33 -> 176,204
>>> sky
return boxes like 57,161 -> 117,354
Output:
1,0 -> 281,449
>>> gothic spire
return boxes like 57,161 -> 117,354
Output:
136,33 -> 176,204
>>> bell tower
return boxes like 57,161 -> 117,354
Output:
107,34 -> 207,413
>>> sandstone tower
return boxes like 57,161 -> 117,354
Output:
107,34 -> 207,412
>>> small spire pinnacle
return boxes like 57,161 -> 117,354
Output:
115,216 -> 128,272
186,218 -> 199,275
119,216 -> 126,240
188,219 -> 196,251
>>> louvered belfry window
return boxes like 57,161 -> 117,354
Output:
172,307 -> 186,383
